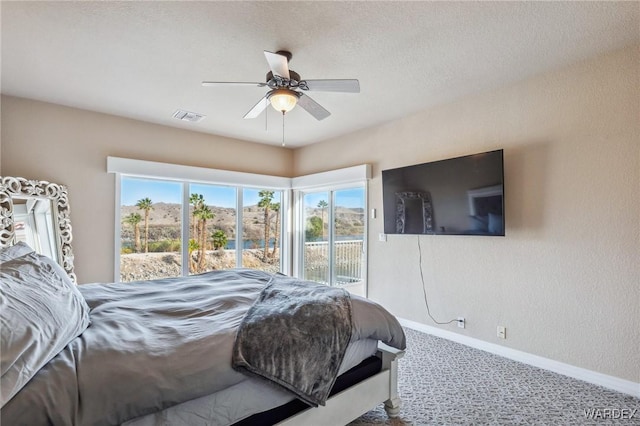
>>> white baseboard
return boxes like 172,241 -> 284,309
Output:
398,317 -> 640,398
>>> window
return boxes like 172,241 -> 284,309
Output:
117,179 -> 285,281
110,157 -> 368,289
111,158 -> 291,282
242,189 -> 283,273
188,183 -> 237,275
119,177 -> 183,282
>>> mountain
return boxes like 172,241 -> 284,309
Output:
121,202 -> 364,242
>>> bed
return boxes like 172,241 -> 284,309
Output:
0,244 -> 406,425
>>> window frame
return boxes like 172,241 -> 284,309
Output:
108,157 -> 369,285
292,165 -> 371,294
294,182 -> 369,292
109,157 -> 291,281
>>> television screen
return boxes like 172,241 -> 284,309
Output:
382,149 -> 504,236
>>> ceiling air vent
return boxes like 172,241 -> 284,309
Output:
172,109 -> 206,123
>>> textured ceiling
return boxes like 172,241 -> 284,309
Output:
2,1 -> 638,148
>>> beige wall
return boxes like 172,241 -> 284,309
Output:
294,46 -> 640,383
0,97 -> 293,283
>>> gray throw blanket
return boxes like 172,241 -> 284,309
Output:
232,274 -> 352,407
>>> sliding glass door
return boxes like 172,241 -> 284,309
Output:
302,191 -> 330,284
332,188 -> 366,290
299,186 -> 366,295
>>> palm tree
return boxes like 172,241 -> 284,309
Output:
317,199 -> 328,241
136,197 -> 153,253
194,204 -> 214,272
270,202 -> 280,258
124,212 -> 142,253
189,193 -> 204,241
258,190 -> 274,261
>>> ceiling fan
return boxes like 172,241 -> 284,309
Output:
202,50 -> 359,121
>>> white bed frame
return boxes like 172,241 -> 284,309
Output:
277,344 -> 405,425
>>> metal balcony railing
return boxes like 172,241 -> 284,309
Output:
303,239 -> 364,286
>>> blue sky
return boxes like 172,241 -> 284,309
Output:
122,178 -> 283,208
121,177 -> 363,208
303,189 -> 364,209
121,178 -> 182,205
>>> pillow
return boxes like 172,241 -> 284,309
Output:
0,252 -> 90,407
0,242 -> 34,263
488,213 -> 504,235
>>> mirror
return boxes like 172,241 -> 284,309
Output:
394,191 -> 435,234
0,176 -> 76,283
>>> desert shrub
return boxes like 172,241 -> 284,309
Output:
211,229 -> 228,250
147,225 -> 181,241
148,239 -> 181,253
162,254 -> 179,265
305,216 -> 323,240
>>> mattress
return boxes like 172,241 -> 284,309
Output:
123,338 -> 379,426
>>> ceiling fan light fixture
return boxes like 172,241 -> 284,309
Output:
269,89 -> 298,113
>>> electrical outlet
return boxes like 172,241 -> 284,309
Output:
497,326 -> 506,339
378,233 -> 387,242
457,317 -> 465,329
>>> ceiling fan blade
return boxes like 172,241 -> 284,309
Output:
264,51 -> 290,79
303,79 -> 360,93
243,94 -> 269,119
202,81 -> 267,87
297,93 -> 331,121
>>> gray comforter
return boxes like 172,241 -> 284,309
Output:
1,269 -> 405,426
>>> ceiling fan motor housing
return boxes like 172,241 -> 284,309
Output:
266,70 -> 302,88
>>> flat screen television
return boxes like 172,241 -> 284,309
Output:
382,149 -> 504,236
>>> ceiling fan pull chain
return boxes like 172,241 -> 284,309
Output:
282,111 -> 286,147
